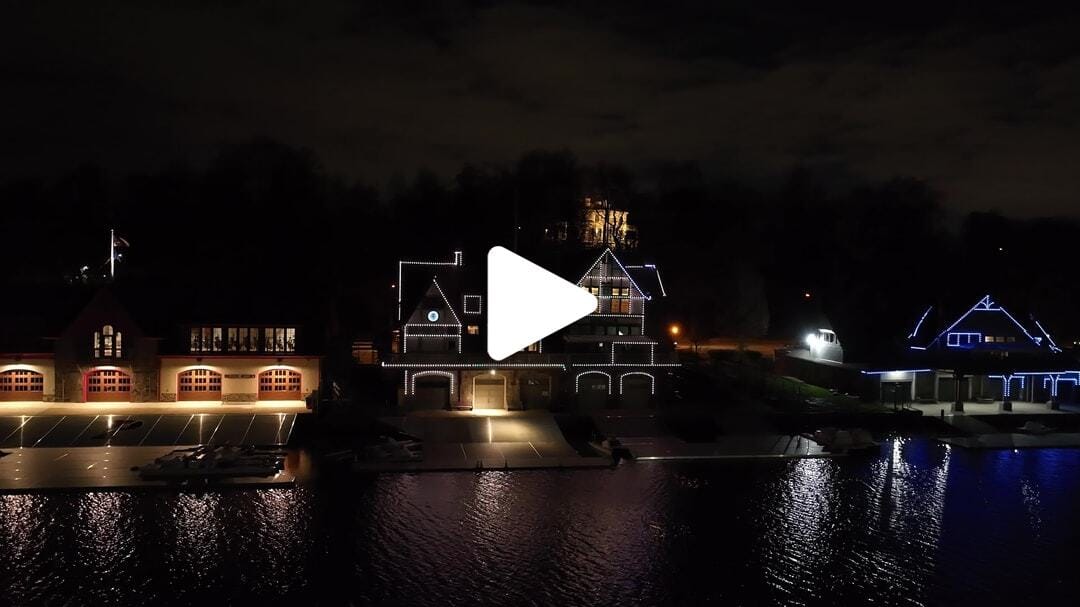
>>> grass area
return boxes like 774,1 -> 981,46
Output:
763,374 -> 886,414
678,350 -> 888,415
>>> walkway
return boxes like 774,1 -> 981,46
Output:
0,401 -> 309,416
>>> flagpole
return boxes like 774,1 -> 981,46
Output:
110,228 -> 115,279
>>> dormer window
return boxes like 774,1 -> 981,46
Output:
93,324 -> 122,358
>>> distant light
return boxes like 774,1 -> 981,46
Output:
998,247 -> 1004,252
804,292 -> 811,299
489,369 -> 496,375
669,324 -> 680,337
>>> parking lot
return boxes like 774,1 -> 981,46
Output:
0,413 -> 297,448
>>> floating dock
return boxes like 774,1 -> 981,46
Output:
0,446 -> 295,493
624,434 -> 836,461
940,432 -> 1080,449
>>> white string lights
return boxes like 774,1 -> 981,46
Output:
619,372 -> 656,395
408,370 -> 455,395
575,370 -> 612,394
397,251 -> 463,320
463,295 -> 482,314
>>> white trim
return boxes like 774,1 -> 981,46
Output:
619,372 -> 655,395
409,370 -> 455,396
575,370 -> 612,394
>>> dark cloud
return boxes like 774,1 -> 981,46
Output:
4,0 -> 1080,215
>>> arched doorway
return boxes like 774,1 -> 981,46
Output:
620,372 -> 654,409
411,371 -> 453,410
0,369 -> 44,401
576,371 -> 611,410
473,374 -> 507,410
178,368 -> 223,401
258,368 -> 302,400
85,369 -> 131,402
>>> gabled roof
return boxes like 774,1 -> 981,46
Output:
624,263 -> 667,298
575,248 -> 650,300
406,279 -> 461,326
913,295 -> 1061,353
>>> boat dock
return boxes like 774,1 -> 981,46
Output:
622,434 -> 835,461
940,432 -> 1080,449
0,413 -> 300,492
360,411 -> 612,472
0,446 -> 295,493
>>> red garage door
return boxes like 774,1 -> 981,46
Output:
259,369 -> 302,400
0,370 -> 44,401
86,369 -> 131,402
178,369 -> 223,401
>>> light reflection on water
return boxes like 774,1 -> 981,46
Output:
3,439 -> 1080,606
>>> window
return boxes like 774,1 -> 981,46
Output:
463,295 -> 482,314
947,332 -> 981,347
524,341 -> 541,353
467,325 -> 480,335
189,327 -> 225,353
93,324 -> 122,358
263,327 -> 297,353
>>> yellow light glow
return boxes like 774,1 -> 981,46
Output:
669,324 -> 680,336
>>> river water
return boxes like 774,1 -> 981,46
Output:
2,438 -> 1079,606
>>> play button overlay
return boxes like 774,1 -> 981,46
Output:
487,246 -> 598,361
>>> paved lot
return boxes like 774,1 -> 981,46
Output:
0,414 -> 297,449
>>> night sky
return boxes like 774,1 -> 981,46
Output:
4,1 -> 1080,216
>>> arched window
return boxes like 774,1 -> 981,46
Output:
93,324 -> 122,358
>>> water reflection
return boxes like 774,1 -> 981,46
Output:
167,493 -> 225,587
759,457 -> 838,603
0,493 -> 51,599
5,441 -> 1080,606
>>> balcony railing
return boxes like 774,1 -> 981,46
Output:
384,351 -> 678,367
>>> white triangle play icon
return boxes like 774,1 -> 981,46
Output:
487,246 -> 598,361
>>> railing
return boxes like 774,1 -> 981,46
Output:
385,351 -> 679,366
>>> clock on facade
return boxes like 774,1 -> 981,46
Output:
427,310 -> 440,322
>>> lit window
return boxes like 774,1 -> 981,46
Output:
947,332 -> 980,347
94,324 -> 122,358
467,325 -> 480,335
